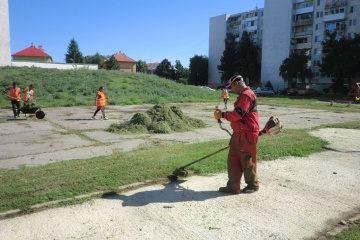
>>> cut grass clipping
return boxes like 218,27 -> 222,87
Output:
107,104 -> 206,134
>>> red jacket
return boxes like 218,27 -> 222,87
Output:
223,87 -> 259,133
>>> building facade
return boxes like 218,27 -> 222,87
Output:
208,8 -> 264,88
209,0 -> 360,90
0,0 -> 11,66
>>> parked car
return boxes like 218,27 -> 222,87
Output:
298,88 -> 321,97
286,88 -> 298,96
255,87 -> 275,97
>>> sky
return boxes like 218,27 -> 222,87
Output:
8,0 -> 264,68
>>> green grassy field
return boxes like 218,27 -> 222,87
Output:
0,66 -> 220,107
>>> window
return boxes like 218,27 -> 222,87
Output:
315,24 -> 323,31
316,11 -> 323,18
350,5 -> 358,13
317,0 -> 325,6
348,33 -> 356,39
296,38 -> 308,44
349,19 -> 357,26
315,35 -> 323,42
313,72 -> 320,79
247,21 -> 255,27
313,60 -> 320,67
314,48 -> 321,55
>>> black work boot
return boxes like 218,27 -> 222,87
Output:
241,185 -> 259,194
219,186 -> 240,194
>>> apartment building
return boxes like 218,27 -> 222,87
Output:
0,0 -> 11,66
208,8 -> 264,88
209,0 -> 360,90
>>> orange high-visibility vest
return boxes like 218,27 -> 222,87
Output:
23,88 -> 34,102
222,89 -> 229,99
9,87 -> 21,102
96,91 -> 107,107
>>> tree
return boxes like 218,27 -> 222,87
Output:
174,60 -> 190,80
188,55 -> 208,85
237,31 -> 261,86
105,55 -> 120,70
279,51 -> 312,87
65,38 -> 83,63
320,31 -> 360,94
265,81 -> 273,90
217,33 -> 239,83
136,60 -> 148,74
83,52 -> 106,69
217,31 -> 261,85
154,59 -> 172,79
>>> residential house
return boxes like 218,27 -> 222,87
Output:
12,42 -> 52,62
103,52 -> 137,72
147,62 -> 160,74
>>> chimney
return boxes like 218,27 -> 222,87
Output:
31,42 -> 34,47
38,45 -> 44,52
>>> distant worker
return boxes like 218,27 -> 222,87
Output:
222,87 -> 229,110
92,86 -> 109,120
23,84 -> 35,104
3,82 -> 21,118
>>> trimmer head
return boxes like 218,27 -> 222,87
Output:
167,174 -> 178,182
173,168 -> 188,177
167,168 -> 188,182
166,146 -> 230,182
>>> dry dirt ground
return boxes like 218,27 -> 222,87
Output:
0,103 -> 359,240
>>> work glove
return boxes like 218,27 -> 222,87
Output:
214,109 -> 222,120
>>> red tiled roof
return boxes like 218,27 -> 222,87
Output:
12,43 -> 51,58
147,62 -> 160,70
113,52 -> 136,63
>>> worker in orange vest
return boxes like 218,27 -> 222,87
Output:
92,86 -> 109,120
3,82 -> 21,118
23,84 -> 34,105
222,87 -> 229,110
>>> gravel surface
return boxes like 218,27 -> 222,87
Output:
0,103 -> 359,240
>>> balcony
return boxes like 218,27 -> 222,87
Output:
228,20 -> 241,26
295,6 -> 314,15
324,12 -> 346,22
294,30 -> 313,37
246,16 -> 258,22
294,18 -> 314,26
325,0 -> 347,9
295,42 -> 312,49
246,25 -> 257,31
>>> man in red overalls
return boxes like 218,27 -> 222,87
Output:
214,75 -> 260,194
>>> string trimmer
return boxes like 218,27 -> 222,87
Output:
167,110 -> 233,182
167,145 -> 230,182
167,109 -> 283,182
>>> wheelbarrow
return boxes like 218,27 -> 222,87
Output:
20,102 -> 46,119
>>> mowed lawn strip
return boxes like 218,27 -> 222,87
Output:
0,128 -> 329,213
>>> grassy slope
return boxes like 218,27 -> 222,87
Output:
0,67 -> 220,107
1,66 -> 359,111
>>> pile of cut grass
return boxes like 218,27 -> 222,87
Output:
107,104 -> 206,134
